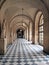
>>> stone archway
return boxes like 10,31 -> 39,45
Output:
35,11 -> 42,44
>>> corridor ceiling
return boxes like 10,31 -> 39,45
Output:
0,0 -> 49,31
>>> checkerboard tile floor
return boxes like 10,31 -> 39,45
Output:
0,39 -> 49,65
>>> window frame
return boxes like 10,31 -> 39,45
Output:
38,14 -> 44,45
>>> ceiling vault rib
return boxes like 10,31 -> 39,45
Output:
0,0 -> 6,9
40,0 -> 49,13
10,14 -> 33,24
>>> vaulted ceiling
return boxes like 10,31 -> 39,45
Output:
0,0 -> 49,31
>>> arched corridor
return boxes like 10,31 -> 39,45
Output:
0,0 -> 49,65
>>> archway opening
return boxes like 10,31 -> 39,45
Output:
35,11 -> 44,46
16,29 -> 24,38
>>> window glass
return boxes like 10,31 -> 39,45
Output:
39,15 -> 44,45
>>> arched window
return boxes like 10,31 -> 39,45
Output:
38,15 -> 44,45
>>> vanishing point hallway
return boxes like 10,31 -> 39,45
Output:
0,39 -> 49,65
0,0 -> 49,65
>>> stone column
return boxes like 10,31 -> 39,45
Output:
27,27 -> 28,40
43,15 -> 49,54
28,22 -> 32,41
24,30 -> 27,40
0,12 -> 7,54
41,7 -> 49,54
28,22 -> 30,41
